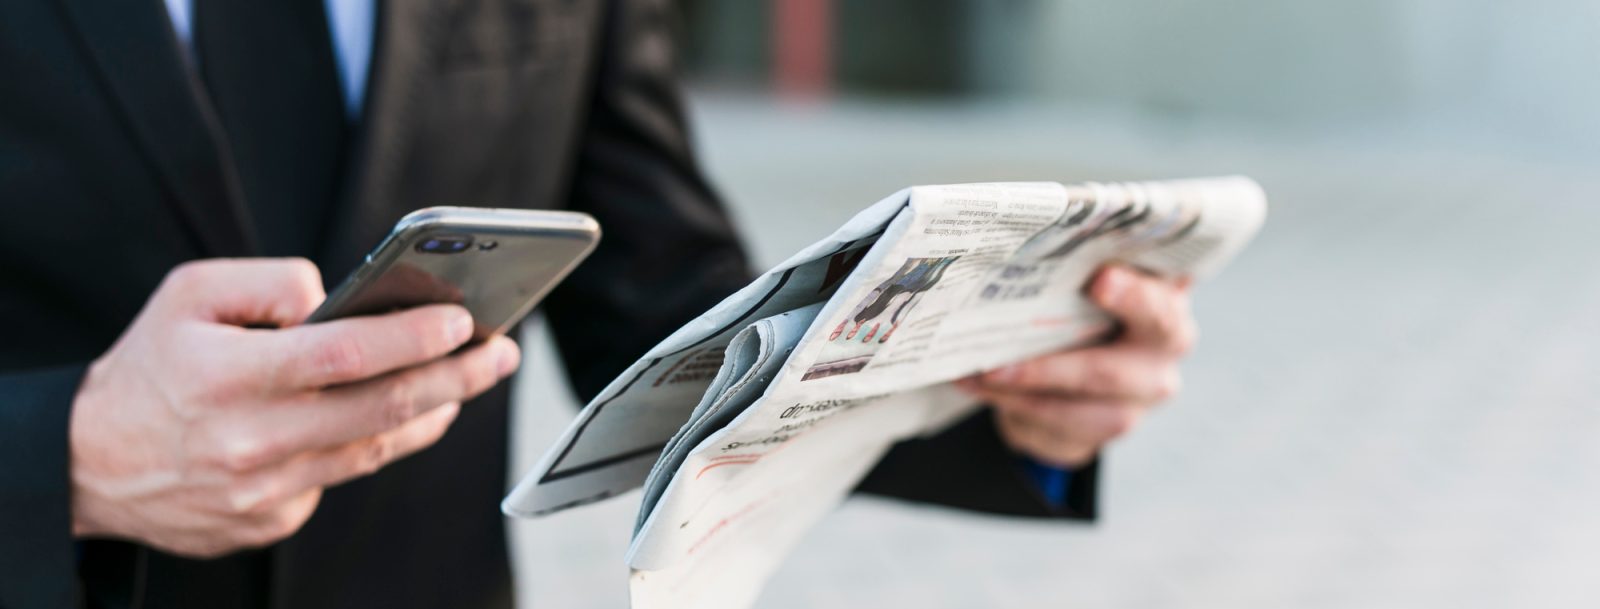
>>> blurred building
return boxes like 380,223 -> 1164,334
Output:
684,0 -> 1600,153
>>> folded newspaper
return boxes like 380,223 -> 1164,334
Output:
505,177 -> 1267,609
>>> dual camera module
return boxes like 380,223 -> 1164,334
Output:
416,234 -> 497,254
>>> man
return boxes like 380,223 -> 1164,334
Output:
0,1 -> 1196,607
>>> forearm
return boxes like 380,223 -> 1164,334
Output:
0,363 -> 90,608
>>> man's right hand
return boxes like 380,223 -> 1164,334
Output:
68,259 -> 521,558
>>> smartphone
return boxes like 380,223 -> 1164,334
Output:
306,207 -> 600,340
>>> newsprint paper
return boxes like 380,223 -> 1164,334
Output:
505,177 -> 1268,609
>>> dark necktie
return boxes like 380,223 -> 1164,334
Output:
194,0 -> 349,258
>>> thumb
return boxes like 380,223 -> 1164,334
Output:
158,259 -> 327,328
1087,265 -> 1195,354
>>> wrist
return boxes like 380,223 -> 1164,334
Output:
1019,447 -> 1096,470
67,356 -> 118,539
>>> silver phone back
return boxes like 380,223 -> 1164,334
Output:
308,207 -> 600,340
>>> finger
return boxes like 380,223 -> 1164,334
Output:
161,258 -> 326,327
990,394 -> 1149,438
241,337 -> 517,459
198,337 -> 511,471
238,488 -> 322,549
307,401 -> 462,488
218,403 -> 461,515
993,409 -> 1100,468
1088,265 -> 1196,355
992,400 -> 1147,466
977,348 -> 1181,402
262,304 -> 477,389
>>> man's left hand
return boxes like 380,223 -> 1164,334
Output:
955,265 -> 1197,468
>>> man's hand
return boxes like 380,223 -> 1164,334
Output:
956,265 -> 1196,468
69,259 -> 521,558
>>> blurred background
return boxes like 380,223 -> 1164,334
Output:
511,1 -> 1600,608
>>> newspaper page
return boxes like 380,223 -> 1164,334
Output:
505,177 -> 1268,609
504,190 -> 912,516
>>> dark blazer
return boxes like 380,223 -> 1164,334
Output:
0,1 -> 1099,608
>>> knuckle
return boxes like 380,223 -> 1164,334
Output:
283,259 -> 325,312
213,434 -> 278,473
223,490 -> 258,515
462,356 -> 497,395
309,335 -> 367,383
415,312 -> 459,356
166,260 -> 215,286
356,436 -> 394,475
376,380 -> 418,429
223,481 -> 276,515
1081,360 -> 1129,395
1008,362 -> 1043,388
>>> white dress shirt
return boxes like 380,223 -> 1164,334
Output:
163,0 -> 376,118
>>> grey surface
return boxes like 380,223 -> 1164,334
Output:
509,91 -> 1600,609
977,1 -> 1600,153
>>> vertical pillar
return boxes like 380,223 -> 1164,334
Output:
772,0 -> 833,99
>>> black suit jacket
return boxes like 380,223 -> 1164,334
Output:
0,1 -> 1099,608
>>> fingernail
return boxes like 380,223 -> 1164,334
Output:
496,341 -> 521,376
450,312 -> 475,343
985,364 -> 1022,384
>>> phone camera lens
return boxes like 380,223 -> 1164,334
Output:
415,234 -> 474,254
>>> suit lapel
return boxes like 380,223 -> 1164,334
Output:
316,0 -> 446,278
59,0 -> 259,258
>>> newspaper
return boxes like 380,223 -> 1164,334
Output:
505,177 -> 1268,609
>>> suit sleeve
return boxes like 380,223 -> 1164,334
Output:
542,0 -> 753,399
0,364 -> 88,609
545,0 -> 1097,521
856,410 -> 1100,520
